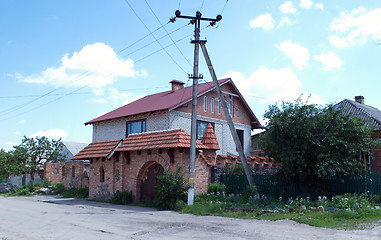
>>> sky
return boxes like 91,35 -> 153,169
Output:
1,0 -> 380,150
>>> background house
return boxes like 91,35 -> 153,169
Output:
335,96 -> 381,173
85,78 -> 261,157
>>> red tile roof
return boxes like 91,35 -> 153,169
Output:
117,129 -> 208,151
71,139 -> 123,160
201,123 -> 220,150
86,78 -> 231,125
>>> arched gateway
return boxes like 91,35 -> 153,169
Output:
137,161 -> 164,201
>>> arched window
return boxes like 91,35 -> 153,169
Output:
100,166 -> 105,183
72,165 -> 75,178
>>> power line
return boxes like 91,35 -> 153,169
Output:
200,0 -> 206,11
144,0 -> 192,67
135,25 -> 210,63
124,0 -> 188,74
0,87 -> 167,99
121,22 -> 190,59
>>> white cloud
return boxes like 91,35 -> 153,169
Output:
91,87 -> 144,106
280,1 -> 296,14
18,120 -> 26,124
13,130 -> 21,135
249,13 -> 274,31
92,88 -> 104,96
223,66 -> 324,105
17,42 -> 146,88
31,129 -> 67,139
315,3 -> 324,9
278,17 -> 298,27
329,7 -> 381,48
6,142 -> 18,148
300,0 -> 313,9
314,51 -> 343,71
275,40 -> 310,70
300,0 -> 324,9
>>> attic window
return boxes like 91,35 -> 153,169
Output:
126,119 -> 146,137
218,100 -> 221,115
204,96 -> 207,112
211,98 -> 214,113
229,95 -> 233,116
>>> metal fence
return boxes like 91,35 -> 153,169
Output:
220,173 -> 381,197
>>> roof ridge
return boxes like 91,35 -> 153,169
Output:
345,100 -> 381,126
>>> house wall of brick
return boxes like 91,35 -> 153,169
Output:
170,110 -> 252,156
44,161 -> 89,188
88,148 -> 213,201
44,162 -> 65,183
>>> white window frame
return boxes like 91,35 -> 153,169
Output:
204,96 -> 207,112
211,98 -> 214,113
218,99 -> 221,115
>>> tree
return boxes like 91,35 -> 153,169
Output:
0,149 -> 22,182
12,136 -> 65,182
259,100 -> 374,186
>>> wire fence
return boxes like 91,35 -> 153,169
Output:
220,173 -> 381,197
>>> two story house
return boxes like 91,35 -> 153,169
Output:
85,78 -> 262,157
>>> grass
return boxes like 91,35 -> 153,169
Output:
180,201 -> 381,230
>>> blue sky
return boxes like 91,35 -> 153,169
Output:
1,0 -> 380,150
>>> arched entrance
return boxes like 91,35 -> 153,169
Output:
138,162 -> 164,201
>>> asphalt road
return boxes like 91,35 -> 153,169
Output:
0,195 -> 380,240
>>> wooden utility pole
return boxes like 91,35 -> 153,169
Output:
173,10 -> 254,205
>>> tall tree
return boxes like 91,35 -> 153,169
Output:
12,136 -> 65,182
259,100 -> 374,186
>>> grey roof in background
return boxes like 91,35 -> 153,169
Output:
334,99 -> 381,129
62,141 -> 89,160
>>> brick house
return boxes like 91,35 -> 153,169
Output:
335,96 -> 381,173
71,78 -> 265,201
85,78 -> 261,157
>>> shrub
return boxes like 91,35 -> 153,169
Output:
207,182 -> 227,194
51,183 -> 65,195
226,164 -> 252,175
109,191 -> 133,205
154,169 -> 188,210
62,187 -> 89,198
242,185 -> 258,202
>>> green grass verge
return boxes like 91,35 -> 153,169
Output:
180,203 -> 381,230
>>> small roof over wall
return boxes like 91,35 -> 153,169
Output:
117,129 -> 208,151
71,139 -> 123,160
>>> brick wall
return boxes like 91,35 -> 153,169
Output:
88,148 -> 214,201
44,161 -> 89,189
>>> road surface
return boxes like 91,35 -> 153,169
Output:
0,195 -> 380,240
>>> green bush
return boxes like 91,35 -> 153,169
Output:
370,194 -> 381,204
154,169 -> 188,210
242,185 -> 258,202
226,164 -> 251,175
208,182 -> 227,194
109,191 -> 133,205
62,187 -> 89,198
51,183 -> 65,195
